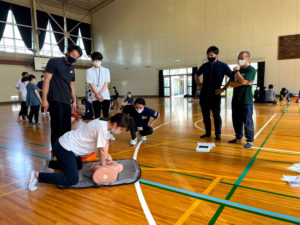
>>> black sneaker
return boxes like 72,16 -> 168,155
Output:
228,138 -> 242,143
200,134 -> 211,138
215,135 -> 221,141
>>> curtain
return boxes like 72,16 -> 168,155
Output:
257,61 -> 265,88
49,14 -> 64,53
67,18 -> 79,47
80,22 -> 91,55
0,1 -> 10,41
36,10 -> 48,50
11,4 -> 32,50
159,70 -> 164,97
192,67 -> 198,97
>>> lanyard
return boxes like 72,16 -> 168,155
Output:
97,67 -> 101,84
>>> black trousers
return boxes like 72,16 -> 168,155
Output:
129,117 -> 153,139
49,101 -> 71,148
92,100 -> 110,119
20,101 -> 28,119
199,95 -> 222,136
28,105 -> 40,123
232,103 -> 254,142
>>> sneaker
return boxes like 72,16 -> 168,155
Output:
28,122 -> 34,125
200,134 -> 211,138
138,133 -> 147,141
28,170 -> 38,191
42,112 -> 46,116
17,116 -> 22,122
228,139 -> 242,143
244,142 -> 253,148
110,133 -> 116,141
34,122 -> 40,125
130,138 -> 138,146
215,135 -> 221,141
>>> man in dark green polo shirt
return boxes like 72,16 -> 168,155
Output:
229,51 -> 256,148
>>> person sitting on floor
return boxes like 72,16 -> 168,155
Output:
265,84 -> 277,104
280,88 -> 290,102
120,92 -> 134,110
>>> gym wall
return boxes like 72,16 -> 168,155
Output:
92,0 -> 300,95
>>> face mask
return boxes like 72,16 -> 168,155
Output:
207,57 -> 216,63
67,55 -> 77,64
136,108 -> 144,114
111,129 -> 121,135
93,61 -> 101,67
24,81 -> 29,85
238,59 -> 247,67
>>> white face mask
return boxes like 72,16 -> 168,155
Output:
93,61 -> 101,67
238,59 -> 247,67
111,128 -> 121,135
136,108 -> 144,114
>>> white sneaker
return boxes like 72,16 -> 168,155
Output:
28,170 -> 38,191
42,112 -> 46,116
130,138 -> 138,146
138,133 -> 147,141
110,134 -> 116,141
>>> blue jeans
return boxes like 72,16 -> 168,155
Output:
38,141 -> 79,186
232,104 -> 254,142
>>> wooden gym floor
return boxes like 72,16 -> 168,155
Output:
0,97 -> 299,225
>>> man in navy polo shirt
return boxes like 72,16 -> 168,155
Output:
194,46 -> 232,140
123,98 -> 159,145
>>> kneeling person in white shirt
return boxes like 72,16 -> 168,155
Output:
28,113 -> 130,191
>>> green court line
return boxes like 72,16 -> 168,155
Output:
0,136 -> 48,147
159,144 -> 295,165
208,103 -> 291,224
139,164 -> 300,200
140,180 -> 300,224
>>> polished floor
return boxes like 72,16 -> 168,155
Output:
0,97 -> 300,225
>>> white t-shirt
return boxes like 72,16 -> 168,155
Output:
19,82 -> 27,101
86,66 -> 111,101
15,79 -> 22,89
59,119 -> 110,156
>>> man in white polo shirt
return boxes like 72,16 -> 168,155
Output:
86,52 -> 111,119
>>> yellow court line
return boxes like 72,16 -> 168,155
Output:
0,187 -> 25,198
174,176 -> 222,225
0,179 -> 24,189
142,168 -> 286,185
111,140 -> 182,156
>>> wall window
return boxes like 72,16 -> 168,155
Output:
76,29 -> 90,61
163,67 -> 193,97
0,10 -> 32,54
40,21 -> 64,57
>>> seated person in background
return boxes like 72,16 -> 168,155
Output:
254,86 -> 260,103
121,92 -> 134,109
257,86 -> 266,103
81,99 -> 94,120
265,84 -> 277,104
123,98 -> 159,146
110,86 -> 120,110
280,88 -> 290,102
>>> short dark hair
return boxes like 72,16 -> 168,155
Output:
21,77 -> 28,82
28,74 -> 36,81
239,51 -> 251,58
135,98 -> 146,105
128,92 -> 132,95
67,45 -> 83,57
81,99 -> 87,105
207,46 -> 219,55
22,72 -> 28,76
113,86 -> 116,89
91,52 -> 103,61
109,113 -> 130,131
41,75 -> 45,78
269,84 -> 273,89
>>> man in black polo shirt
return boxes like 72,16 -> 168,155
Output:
42,45 -> 82,157
194,46 -> 232,140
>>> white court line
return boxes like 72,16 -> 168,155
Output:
254,113 -> 277,140
153,114 -> 202,130
252,146 -> 300,155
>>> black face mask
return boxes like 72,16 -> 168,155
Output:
207,57 -> 216,63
